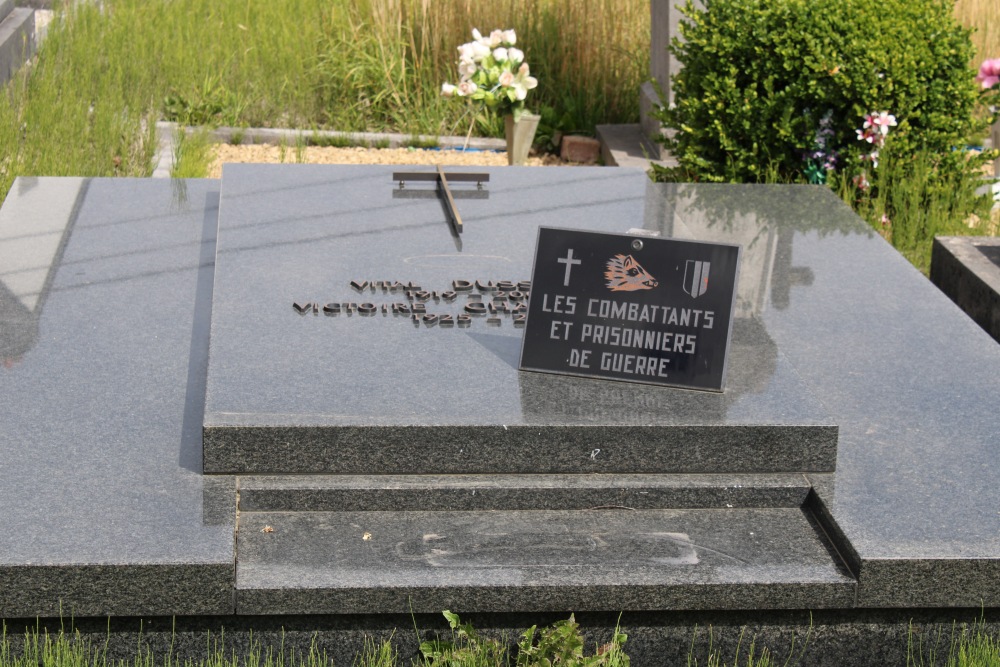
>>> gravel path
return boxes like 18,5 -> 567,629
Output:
208,144 -> 578,178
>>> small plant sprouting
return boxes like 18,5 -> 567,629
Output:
418,611 -> 629,667
353,634 -> 397,667
517,614 -> 629,667
418,610 -> 507,666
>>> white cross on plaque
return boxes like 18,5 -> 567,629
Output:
557,248 -> 582,286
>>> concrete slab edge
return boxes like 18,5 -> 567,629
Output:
151,121 -> 177,178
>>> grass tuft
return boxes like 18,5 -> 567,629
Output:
172,128 -> 216,178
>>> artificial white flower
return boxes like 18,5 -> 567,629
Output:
470,41 -> 491,60
512,63 -> 538,100
458,43 -> 475,61
458,58 -> 477,79
442,28 -> 537,115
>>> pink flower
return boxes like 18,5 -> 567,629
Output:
871,112 -> 897,135
976,58 -> 1000,89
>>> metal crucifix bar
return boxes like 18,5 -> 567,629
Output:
392,168 -> 489,236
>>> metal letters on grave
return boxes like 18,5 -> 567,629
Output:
519,227 -> 741,391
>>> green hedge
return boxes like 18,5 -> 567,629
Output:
658,0 -> 985,183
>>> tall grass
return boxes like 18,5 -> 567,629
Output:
312,0 -> 648,136
0,3 -> 158,200
836,147 -> 997,274
909,619 -> 1000,667
0,0 -> 646,202
955,0 -> 1000,64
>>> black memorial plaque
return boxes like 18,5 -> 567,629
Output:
519,227 -> 740,391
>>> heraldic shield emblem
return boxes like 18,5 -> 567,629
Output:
683,260 -> 710,299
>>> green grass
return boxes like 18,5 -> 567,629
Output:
5,616 -> 1000,667
0,0 -> 647,203
909,619 -> 1000,667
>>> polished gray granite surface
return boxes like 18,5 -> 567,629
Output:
237,473 -> 815,511
3,169 -> 1000,617
649,183 -> 1000,607
204,165 -> 836,475
236,507 -> 855,613
0,177 -> 234,617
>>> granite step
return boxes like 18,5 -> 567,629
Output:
235,506 -> 856,614
237,473 -> 817,512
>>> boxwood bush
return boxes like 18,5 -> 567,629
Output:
657,0 -> 988,184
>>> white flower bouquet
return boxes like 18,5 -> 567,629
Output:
442,29 -> 538,122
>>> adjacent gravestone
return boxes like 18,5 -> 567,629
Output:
931,235 -> 1000,343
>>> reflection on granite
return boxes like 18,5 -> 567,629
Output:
0,178 -> 234,617
656,183 -> 1000,606
0,178 -> 86,365
236,508 -> 854,614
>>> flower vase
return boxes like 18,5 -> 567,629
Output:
505,113 -> 540,166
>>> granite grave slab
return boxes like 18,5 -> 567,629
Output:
0,177 -> 234,617
2,167 -> 1000,649
203,165 -> 837,475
